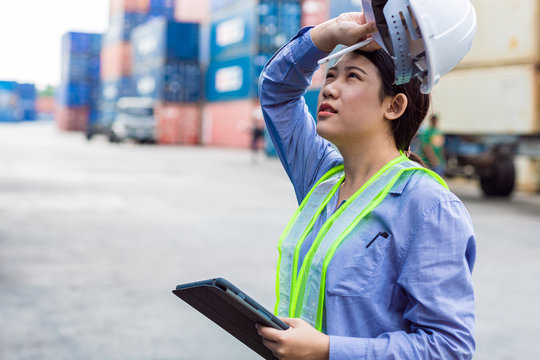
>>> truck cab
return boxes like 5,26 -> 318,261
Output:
109,97 -> 156,143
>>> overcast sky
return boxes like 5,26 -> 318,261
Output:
0,0 -> 108,89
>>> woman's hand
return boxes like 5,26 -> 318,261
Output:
256,318 -> 329,360
311,12 -> 379,53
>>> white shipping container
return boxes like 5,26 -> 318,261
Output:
515,155 -> 540,192
460,0 -> 540,67
431,64 -> 539,134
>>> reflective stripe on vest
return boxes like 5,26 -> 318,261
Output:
275,154 -> 448,331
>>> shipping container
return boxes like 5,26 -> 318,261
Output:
515,155 -> 540,192
98,77 -> 136,125
103,12 -> 148,45
132,18 -> 200,67
55,106 -> 89,131
205,54 -> 269,101
432,64 -> 539,134
329,0 -> 362,18
155,102 -> 201,144
62,32 -> 102,54
301,0 -> 329,27
202,99 -> 255,148
16,83 -> 37,121
101,42 -> 133,78
134,60 -> 202,102
304,88 -> 320,120
210,0 -> 242,12
109,0 -> 150,16
209,0 -> 301,60
0,81 -> 20,122
174,0 -> 210,23
460,0 -> 540,68
148,0 -> 176,18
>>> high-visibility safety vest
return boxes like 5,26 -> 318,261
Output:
275,154 -> 447,332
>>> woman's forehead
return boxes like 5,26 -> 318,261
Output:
328,52 -> 376,73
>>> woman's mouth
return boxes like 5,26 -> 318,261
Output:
318,103 -> 337,117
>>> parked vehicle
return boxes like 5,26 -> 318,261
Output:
109,97 -> 156,143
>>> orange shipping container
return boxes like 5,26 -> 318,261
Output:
301,0 -> 329,27
55,106 -> 88,132
174,0 -> 210,23
109,0 -> 149,16
100,42 -> 133,79
155,103 -> 202,145
202,100 -> 256,149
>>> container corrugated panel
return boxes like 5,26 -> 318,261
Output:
109,0 -> 150,16
210,0 -> 301,61
134,60 -> 202,102
132,18 -> 199,67
301,0 -> 329,27
202,99 -> 254,148
431,64 -> 540,134
56,83 -> 90,107
329,0 -> 362,18
62,32 -> 102,54
155,102 -> 201,144
174,0 -> 210,23
149,0 -> 176,18
55,106 -> 89,131
205,55 -> 263,101
210,0 -> 243,11
16,83 -> 37,121
100,42 -> 133,79
460,0 -> 540,67
103,12 -> 148,45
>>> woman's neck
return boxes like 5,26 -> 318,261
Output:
336,137 -> 401,202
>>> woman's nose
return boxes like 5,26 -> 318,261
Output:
321,81 -> 339,99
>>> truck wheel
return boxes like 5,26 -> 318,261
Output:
480,160 -> 515,197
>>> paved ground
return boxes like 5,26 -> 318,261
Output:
0,121 -> 539,359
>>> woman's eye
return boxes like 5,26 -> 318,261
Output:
348,73 -> 361,79
325,73 -> 335,79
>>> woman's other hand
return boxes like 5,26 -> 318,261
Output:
311,12 -> 379,53
256,318 -> 329,360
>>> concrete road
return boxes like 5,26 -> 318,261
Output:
0,121 -> 539,359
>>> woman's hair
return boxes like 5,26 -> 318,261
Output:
353,49 -> 429,165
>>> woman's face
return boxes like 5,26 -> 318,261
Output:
316,53 -> 392,147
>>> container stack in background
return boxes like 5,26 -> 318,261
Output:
96,0 -> 176,136
0,81 -> 37,123
132,18 -> 202,144
203,0 -> 301,149
431,0 -> 540,192
56,32 -> 102,131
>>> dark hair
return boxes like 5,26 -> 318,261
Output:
353,49 -> 429,165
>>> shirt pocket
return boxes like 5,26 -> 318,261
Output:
326,231 -> 392,297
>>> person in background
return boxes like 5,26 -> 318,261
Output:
419,114 -> 446,176
250,99 -> 266,164
255,12 -> 476,360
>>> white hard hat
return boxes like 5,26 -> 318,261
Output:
361,0 -> 477,93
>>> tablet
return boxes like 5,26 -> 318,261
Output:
172,278 -> 289,360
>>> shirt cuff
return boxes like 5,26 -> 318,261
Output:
329,335 -> 370,360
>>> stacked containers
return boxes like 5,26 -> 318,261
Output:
132,18 -> 202,144
431,0 -> 540,191
57,32 -> 102,131
98,0 -> 176,133
204,0 -> 301,148
301,0 -> 329,89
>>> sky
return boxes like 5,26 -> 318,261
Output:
0,0 -> 109,90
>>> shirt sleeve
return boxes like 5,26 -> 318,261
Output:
329,199 -> 477,360
258,27 -> 343,204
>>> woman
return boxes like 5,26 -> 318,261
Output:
256,13 -> 476,360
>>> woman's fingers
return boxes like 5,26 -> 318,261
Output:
312,12 -> 377,52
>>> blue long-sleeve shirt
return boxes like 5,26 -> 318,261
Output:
259,27 -> 476,359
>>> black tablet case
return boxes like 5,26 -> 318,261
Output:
172,278 -> 287,360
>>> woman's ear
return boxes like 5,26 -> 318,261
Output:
384,93 -> 407,120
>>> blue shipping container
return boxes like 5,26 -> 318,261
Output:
62,32 -> 102,54
210,0 -> 243,11
210,0 -> 301,61
103,12 -> 147,45
132,18 -> 199,68
56,83 -> 90,107
329,0 -> 363,18
98,77 -> 136,125
16,83 -> 37,121
134,60 -> 201,102
304,88 -> 320,121
206,55 -> 270,101
61,53 -> 100,83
